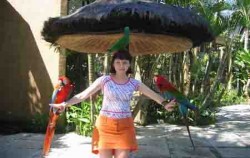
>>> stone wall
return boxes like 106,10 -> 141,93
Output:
0,0 -> 67,132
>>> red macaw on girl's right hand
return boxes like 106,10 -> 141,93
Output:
43,76 -> 74,156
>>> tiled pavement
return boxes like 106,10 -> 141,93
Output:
1,104 -> 250,158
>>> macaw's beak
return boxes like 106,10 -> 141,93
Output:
58,79 -> 65,87
153,76 -> 158,84
54,83 -> 60,89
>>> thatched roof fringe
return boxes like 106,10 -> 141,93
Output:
41,0 -> 214,54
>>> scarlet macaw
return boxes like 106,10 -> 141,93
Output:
43,76 -> 74,156
154,75 -> 198,150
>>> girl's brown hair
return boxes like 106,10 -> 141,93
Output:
110,50 -> 133,74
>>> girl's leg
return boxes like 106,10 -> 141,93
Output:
114,149 -> 130,158
99,149 -> 113,158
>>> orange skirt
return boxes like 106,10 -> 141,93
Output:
92,115 -> 138,154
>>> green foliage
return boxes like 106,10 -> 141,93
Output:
187,96 -> 217,126
164,0 -> 198,7
210,83 -> 246,107
220,89 -> 245,106
26,113 -> 48,133
235,49 -> 250,67
66,96 -> 102,136
190,53 -> 209,80
66,50 -> 89,96
233,49 -> 250,89
233,0 -> 250,28
195,1 -> 231,36
195,108 -> 216,126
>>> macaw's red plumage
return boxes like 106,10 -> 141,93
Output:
52,76 -> 74,105
154,75 -> 198,150
43,76 -> 74,156
154,75 -> 177,91
154,75 -> 197,111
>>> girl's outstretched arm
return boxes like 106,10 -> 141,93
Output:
50,76 -> 103,109
138,83 -> 176,111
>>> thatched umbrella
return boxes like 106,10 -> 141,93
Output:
42,0 -> 214,56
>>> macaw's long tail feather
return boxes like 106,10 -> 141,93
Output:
186,103 -> 197,111
183,118 -> 195,150
42,110 -> 60,156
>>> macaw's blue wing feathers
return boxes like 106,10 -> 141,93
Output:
179,104 -> 188,117
108,26 -> 130,53
50,88 -> 60,113
51,89 -> 59,104
178,99 -> 197,111
162,91 -> 175,101
164,90 -> 197,111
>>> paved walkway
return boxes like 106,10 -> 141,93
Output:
1,104 -> 250,158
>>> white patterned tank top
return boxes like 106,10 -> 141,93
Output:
98,75 -> 141,118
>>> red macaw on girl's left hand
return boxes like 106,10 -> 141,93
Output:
43,76 -> 74,156
154,75 -> 198,150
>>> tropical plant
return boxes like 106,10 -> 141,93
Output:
234,49 -> 250,97
233,0 -> 250,50
66,96 -> 102,136
164,0 -> 198,7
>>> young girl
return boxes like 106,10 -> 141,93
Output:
50,50 -> 176,158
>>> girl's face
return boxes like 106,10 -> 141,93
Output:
113,59 -> 130,74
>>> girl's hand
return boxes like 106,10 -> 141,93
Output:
49,102 -> 67,112
164,99 -> 177,112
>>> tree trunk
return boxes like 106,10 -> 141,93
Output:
103,53 -> 110,75
56,0 -> 69,130
201,53 -> 212,94
183,51 -> 190,95
226,50 -> 233,90
172,54 -> 179,87
58,0 -> 68,76
178,54 -> 183,91
88,54 -> 95,124
202,47 -> 228,109
243,29 -> 249,98
244,28 -> 249,51
190,48 -> 198,95
132,95 -> 150,125
59,50 -> 67,76
169,55 -> 173,82
244,74 -> 250,99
